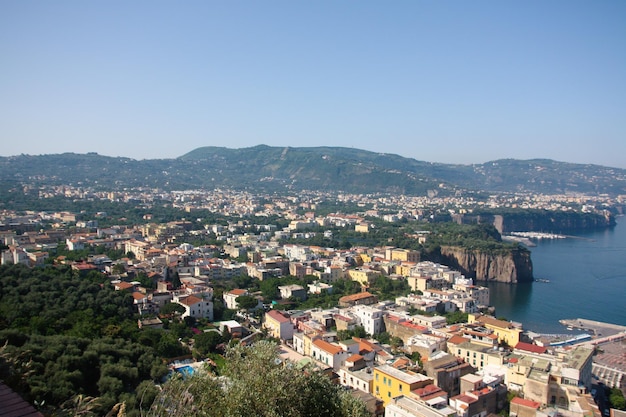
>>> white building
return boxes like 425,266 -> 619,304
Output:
339,361 -> 374,393
282,244 -> 311,261
412,314 -> 447,329
384,395 -> 457,417
350,304 -> 386,336
176,294 -> 214,321
311,338 -> 349,371
223,288 -> 249,310
308,281 -> 333,294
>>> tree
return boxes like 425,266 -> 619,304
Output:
146,341 -> 370,417
390,336 -> 404,349
610,387 -> 626,410
159,302 -> 185,317
193,331 -> 223,356
408,351 -> 422,367
260,277 -> 280,300
375,332 -> 390,345
337,326 -> 368,341
235,295 -> 259,311
446,310 -> 468,325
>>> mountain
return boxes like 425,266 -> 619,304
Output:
1,145 -> 625,196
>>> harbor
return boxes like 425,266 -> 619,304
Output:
559,318 -> 626,339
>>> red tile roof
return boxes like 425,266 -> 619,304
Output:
412,384 -> 443,398
179,295 -> 202,306
448,335 -> 470,345
451,394 -> 478,404
132,292 -> 147,300
313,339 -> 343,355
515,342 -> 547,354
511,397 -> 541,409
115,281 -> 134,290
346,354 -> 363,363
339,292 -> 375,302
266,309 -> 290,323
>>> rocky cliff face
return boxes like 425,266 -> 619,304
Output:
455,211 -> 615,234
435,246 -> 533,283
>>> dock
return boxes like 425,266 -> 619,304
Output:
560,318 -> 626,336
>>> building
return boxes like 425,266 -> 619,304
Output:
339,355 -> 374,393
311,339 -> 348,371
447,334 -> 498,371
278,284 -> 307,301
468,314 -> 523,347
308,281 -> 333,295
384,395 -> 456,417
223,288 -> 249,310
351,304 -> 386,336
339,292 -> 378,308
423,352 -> 475,397
176,294 -> 213,321
348,268 -> 379,286
264,310 -> 294,341
373,364 -> 432,406
509,397 -> 541,417
387,248 -> 420,263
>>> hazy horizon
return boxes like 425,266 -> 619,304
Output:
2,1 -> 625,168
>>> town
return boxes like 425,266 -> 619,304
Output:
0,185 -> 624,417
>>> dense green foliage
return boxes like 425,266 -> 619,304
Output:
609,387 -> 626,410
145,341 -> 370,417
0,264 -> 170,415
0,264 -> 134,335
0,333 -> 166,415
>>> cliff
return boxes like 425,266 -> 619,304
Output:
455,211 -> 615,234
434,246 -> 534,284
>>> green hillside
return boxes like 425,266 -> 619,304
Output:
1,146 -> 625,196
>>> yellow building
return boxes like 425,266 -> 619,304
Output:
348,268 -> 379,286
468,314 -> 522,347
373,364 -> 432,406
359,253 -> 372,263
407,276 -> 430,292
389,248 -> 420,263
394,263 -> 416,277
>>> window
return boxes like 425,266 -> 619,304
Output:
375,374 -> 379,381
388,391 -> 391,398
399,385 -> 403,392
383,377 -> 387,384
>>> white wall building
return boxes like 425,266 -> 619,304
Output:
350,304 -> 386,336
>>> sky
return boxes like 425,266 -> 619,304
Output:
1,1 -> 625,168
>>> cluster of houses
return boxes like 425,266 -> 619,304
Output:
0,213 -> 604,417
262,294 -> 596,417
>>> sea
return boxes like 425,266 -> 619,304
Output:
485,217 -> 626,335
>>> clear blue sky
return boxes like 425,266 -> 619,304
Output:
1,1 -> 625,168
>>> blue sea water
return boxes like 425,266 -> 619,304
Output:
486,218 -> 626,334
